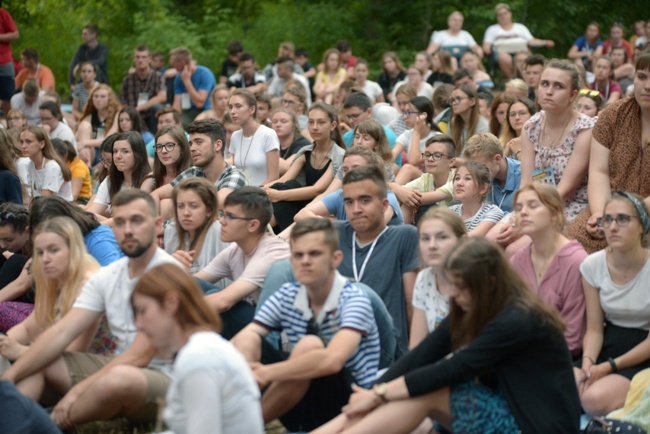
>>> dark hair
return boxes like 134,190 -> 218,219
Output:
21,47 -> 38,62
276,56 -> 295,68
83,24 -> 99,35
489,93 -> 517,136
291,218 -> 339,252
156,106 -> 182,125
0,129 -> 19,175
456,160 -> 492,200
635,53 -> 650,72
453,67 -> 472,83
426,134 -> 456,158
524,54 -> 547,69
450,85 -> 481,153
97,134 -> 119,184
186,119 -> 226,155
295,47 -> 308,58
151,51 -> 165,61
308,102 -> 345,149
409,96 -> 438,130
153,125 -> 192,188
118,106 -> 147,134
108,132 -> 152,202
172,178 -> 219,255
112,188 -> 157,217
223,187 -> 272,234
432,84 -> 454,111
29,196 -> 99,235
39,101 -> 62,121
51,138 -> 77,162
343,92 -> 372,111
0,203 -> 29,232
445,237 -> 565,349
230,88 -> 258,118
238,52 -> 255,64
135,45 -> 150,54
227,40 -> 244,55
335,40 -> 351,53
342,165 -> 387,199
500,97 -> 536,144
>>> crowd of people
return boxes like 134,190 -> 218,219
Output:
1,2 -> 650,433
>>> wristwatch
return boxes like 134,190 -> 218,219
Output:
374,383 -> 389,403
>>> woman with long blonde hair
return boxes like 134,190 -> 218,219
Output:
75,84 -> 120,165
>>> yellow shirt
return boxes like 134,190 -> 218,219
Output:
68,157 -> 92,199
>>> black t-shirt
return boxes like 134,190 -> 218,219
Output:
281,135 -> 311,160
220,58 -> 238,79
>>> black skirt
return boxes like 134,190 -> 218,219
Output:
597,321 -> 650,380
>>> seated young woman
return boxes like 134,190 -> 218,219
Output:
510,183 -> 587,357
271,108 -> 311,176
263,102 -> 346,232
0,217 -> 115,400
165,178 -> 231,285
448,84 -> 489,154
575,88 -> 604,119
195,84 -> 229,122
131,263 -> 264,434
51,139 -> 92,205
312,237 -> 580,434
576,192 -> 650,416
75,84 -> 120,166
590,56 -> 622,104
449,161 -> 504,236
409,208 -> 466,349
501,97 -> 536,160
117,106 -> 155,144
152,125 -> 192,189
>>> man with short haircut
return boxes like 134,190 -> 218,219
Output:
151,119 -> 247,218
453,67 -> 493,99
15,48 -> 55,92
337,166 -> 419,354
341,92 -> 397,150
524,54 -> 547,100
335,40 -> 358,75
220,40 -> 243,84
194,187 -> 290,337
232,218 -> 380,432
11,78 -> 44,125
121,45 -> 167,133
145,106 -> 184,157
463,132 -> 521,213
170,46 -> 216,124
227,52 -> 266,93
268,56 -> 312,106
68,24 -> 109,88
2,190 -> 182,429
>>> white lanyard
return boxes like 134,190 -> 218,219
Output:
491,186 -> 506,209
352,227 -> 388,282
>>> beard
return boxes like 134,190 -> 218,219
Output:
120,236 -> 153,258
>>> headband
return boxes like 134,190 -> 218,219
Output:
615,191 -> 650,234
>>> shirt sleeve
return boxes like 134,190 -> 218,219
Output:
263,128 -> 280,153
179,370 -> 224,434
339,290 -> 374,336
411,271 -> 427,311
238,239 -> 289,288
42,162 -> 64,194
321,190 -> 342,216
95,178 -> 110,205
483,205 -> 505,223
73,272 -> 107,312
201,244 -> 235,280
396,130 -> 411,151
253,287 -> 286,330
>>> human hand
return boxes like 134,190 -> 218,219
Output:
181,65 -> 192,83
415,113 -> 427,130
394,186 -> 422,208
249,362 -> 269,390
51,387 -> 81,429
262,187 -> 283,203
585,362 -> 611,388
342,384 -> 382,418
496,220 -> 520,246
546,40 -> 555,48
573,367 -> 587,396
2,251 -> 13,260
172,250 -> 195,270
0,334 -> 26,362
586,214 -> 605,239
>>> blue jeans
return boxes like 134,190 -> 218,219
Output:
194,278 -> 256,340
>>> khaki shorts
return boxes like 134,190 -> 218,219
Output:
62,351 -> 170,422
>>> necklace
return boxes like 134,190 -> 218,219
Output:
311,142 -> 333,169
542,112 -> 572,150
238,125 -> 258,169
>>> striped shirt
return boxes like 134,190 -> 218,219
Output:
254,272 -> 380,388
171,163 -> 248,191
449,202 -> 504,233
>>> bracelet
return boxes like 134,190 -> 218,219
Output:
582,356 -> 596,365
608,357 -> 619,373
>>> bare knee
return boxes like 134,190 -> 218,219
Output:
581,384 -> 626,415
95,366 -> 148,402
290,335 -> 325,357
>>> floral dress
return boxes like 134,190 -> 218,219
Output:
525,111 -> 595,221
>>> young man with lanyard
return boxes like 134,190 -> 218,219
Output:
1,189 -> 183,429
232,217 -> 380,432
150,118 -> 247,220
337,165 -> 419,355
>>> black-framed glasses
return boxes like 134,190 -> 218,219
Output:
421,152 -> 450,161
0,212 -> 16,223
345,112 -> 364,122
449,96 -> 469,105
509,111 -> 530,118
99,157 -> 111,168
281,99 -> 297,106
155,142 -> 177,153
597,214 -> 637,228
402,110 -> 422,117
218,210 -> 256,222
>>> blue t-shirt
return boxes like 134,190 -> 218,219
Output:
0,170 -> 23,205
573,35 -> 603,53
489,157 -> 521,214
322,189 -> 404,226
343,125 -> 401,166
173,65 -> 216,110
0,381 -> 63,434
84,225 -> 124,266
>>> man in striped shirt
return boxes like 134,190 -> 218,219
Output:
233,218 -> 380,432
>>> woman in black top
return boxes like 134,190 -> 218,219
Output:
313,237 -> 580,434
378,52 -> 407,104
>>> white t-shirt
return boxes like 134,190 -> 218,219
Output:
73,248 -> 182,371
412,267 -> 449,333
483,23 -> 534,44
10,91 -> 45,126
391,80 -> 434,101
50,122 -> 78,150
16,157 -> 31,199
201,234 -> 290,305
361,80 -> 384,104
229,125 -> 279,186
164,331 -> 264,434
27,159 -> 73,201
580,250 -> 650,330
397,129 -> 441,153
430,30 -> 478,47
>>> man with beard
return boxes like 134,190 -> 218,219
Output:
2,189 -> 182,429
151,118 -> 247,220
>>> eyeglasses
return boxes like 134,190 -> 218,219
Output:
597,214 -> 637,228
155,142 -> 177,153
281,99 -> 297,106
345,112 -> 364,122
579,89 -> 600,97
0,212 -> 16,223
99,157 -> 111,168
509,111 -> 530,118
218,210 -> 256,222
421,152 -> 451,161
402,110 -> 422,117
449,97 -> 469,105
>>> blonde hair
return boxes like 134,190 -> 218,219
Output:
32,216 -> 100,327
463,132 -> 504,160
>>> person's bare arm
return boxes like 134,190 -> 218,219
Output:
262,150 -> 280,186
70,177 -> 83,200
205,280 -> 259,312
586,138 -> 611,238
519,127 -> 535,187
173,94 -> 182,112
295,200 -> 330,221
0,30 -> 19,42
0,260 -> 33,303
402,270 -> 417,326
409,308 -> 429,350
556,128 -> 592,202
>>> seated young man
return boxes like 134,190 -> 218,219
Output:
1,190 -> 182,429
232,218 -> 380,432
194,187 -> 290,338
337,166 -> 419,355
401,135 -> 456,224
294,146 -> 403,226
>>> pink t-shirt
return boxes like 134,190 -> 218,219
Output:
202,234 -> 290,305
510,239 -> 587,355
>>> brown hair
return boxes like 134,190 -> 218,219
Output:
450,85 -> 480,154
0,129 -> 19,174
489,93 -> 517,137
271,108 -> 301,142
290,217 -> 339,253
456,160 -> 491,201
133,263 -> 222,332
153,125 -> 192,188
172,177 -> 219,256
500,97 -> 536,145
418,206 -> 466,239
514,183 -> 566,231
353,119 -> 393,164
22,126 -> 72,181
80,84 -> 121,132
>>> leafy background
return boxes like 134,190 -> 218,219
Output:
5,0 -> 649,98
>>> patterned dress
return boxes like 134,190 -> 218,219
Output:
525,111 -> 595,221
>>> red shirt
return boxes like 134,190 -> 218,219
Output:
0,8 -> 17,65
603,39 -> 633,59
